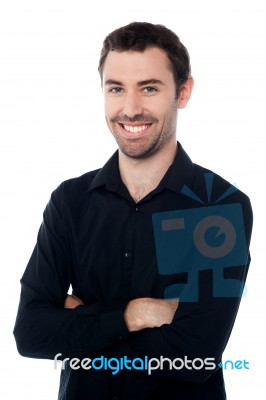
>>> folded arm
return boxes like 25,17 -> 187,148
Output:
13,185 -> 130,360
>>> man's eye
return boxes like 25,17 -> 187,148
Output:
143,87 -> 157,93
109,87 -> 122,93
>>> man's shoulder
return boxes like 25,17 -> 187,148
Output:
52,168 -> 101,201
192,162 -> 252,219
64,169 -> 100,190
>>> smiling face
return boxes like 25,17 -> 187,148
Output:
103,47 -> 190,160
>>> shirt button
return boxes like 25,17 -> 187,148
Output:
124,252 -> 131,258
135,207 -> 139,211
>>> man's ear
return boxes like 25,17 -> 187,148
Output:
177,76 -> 194,109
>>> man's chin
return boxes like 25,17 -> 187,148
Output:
120,145 -> 158,160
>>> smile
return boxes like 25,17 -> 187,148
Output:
120,124 -> 152,133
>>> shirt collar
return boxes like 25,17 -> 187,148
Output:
161,142 -> 195,194
87,150 -> 121,193
87,142 -> 195,195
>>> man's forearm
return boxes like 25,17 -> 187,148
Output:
123,297 -> 179,332
64,294 -> 84,309
64,295 -> 179,332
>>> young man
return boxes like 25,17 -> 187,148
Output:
14,22 -> 253,399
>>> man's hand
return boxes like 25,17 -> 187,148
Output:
64,294 -> 84,309
124,298 -> 179,332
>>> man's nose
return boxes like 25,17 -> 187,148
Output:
122,92 -> 143,117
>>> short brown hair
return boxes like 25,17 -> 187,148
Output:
98,22 -> 191,98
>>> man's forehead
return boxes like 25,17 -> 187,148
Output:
102,47 -> 173,81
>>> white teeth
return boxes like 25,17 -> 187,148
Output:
123,124 -> 150,133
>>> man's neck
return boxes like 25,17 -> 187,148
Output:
118,140 -> 178,203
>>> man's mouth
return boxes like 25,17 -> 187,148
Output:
119,123 -> 152,133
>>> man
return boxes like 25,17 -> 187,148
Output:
14,22 -> 253,399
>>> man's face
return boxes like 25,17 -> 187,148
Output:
102,47 -> 180,159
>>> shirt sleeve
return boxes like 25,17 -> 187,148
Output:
103,196 -> 253,383
13,183 -> 129,360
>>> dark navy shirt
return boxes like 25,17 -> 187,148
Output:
14,143 -> 253,400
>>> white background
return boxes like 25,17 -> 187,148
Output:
0,0 -> 265,398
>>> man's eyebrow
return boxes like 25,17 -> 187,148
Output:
104,79 -> 165,86
104,79 -> 123,86
137,79 -> 165,86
